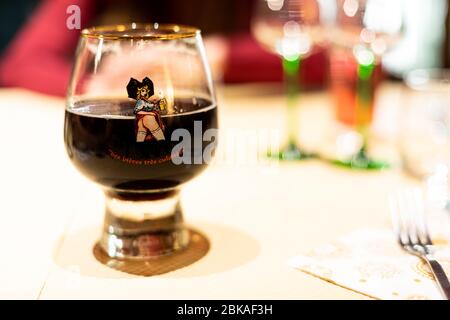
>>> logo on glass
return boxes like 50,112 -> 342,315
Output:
126,77 -> 167,142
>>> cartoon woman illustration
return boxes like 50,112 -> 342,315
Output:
126,77 -> 166,142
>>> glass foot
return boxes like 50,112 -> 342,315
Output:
94,229 -> 209,276
268,143 -> 317,161
331,149 -> 389,170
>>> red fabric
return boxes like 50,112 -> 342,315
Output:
0,0 -> 94,96
224,34 -> 328,89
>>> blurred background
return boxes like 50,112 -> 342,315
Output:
1,0 -> 450,175
0,0 -> 448,95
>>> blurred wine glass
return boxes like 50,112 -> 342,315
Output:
324,0 -> 405,169
251,0 -> 325,160
401,69 -> 450,179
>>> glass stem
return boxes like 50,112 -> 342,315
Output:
356,61 -> 375,156
282,56 -> 301,148
100,189 -> 189,259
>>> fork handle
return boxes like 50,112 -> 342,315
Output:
424,255 -> 450,300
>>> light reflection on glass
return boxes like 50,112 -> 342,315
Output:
268,0 -> 285,11
343,0 -> 359,17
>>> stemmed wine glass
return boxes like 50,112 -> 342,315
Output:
64,24 -> 218,259
251,0 -> 324,160
324,0 -> 404,169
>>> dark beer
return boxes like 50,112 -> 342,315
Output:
64,97 -> 218,195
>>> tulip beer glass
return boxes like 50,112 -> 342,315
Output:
64,24 -> 218,259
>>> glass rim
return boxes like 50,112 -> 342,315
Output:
81,23 -> 201,40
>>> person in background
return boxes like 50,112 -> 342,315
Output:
0,0 -> 327,97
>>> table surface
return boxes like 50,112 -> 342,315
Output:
0,83 -> 418,299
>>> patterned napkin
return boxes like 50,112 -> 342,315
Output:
290,226 -> 450,300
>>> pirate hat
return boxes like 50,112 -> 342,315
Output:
126,77 -> 154,99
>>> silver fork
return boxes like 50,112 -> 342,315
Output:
389,187 -> 450,300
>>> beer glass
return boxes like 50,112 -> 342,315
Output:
64,24 -> 218,259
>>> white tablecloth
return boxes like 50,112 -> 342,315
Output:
0,84 -> 417,299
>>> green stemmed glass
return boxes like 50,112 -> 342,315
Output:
331,46 -> 388,170
251,0 -> 323,160
326,0 -> 404,170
